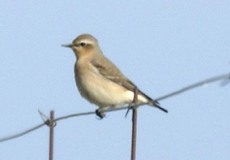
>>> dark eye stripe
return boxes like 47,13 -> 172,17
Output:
80,42 -> 86,47
76,42 -> 86,47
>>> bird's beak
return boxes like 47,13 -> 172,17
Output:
61,44 -> 73,48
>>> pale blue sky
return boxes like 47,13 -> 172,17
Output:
0,1 -> 230,160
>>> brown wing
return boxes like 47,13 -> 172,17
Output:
91,58 -> 137,92
91,57 -> 168,113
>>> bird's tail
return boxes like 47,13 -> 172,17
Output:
139,90 -> 168,113
150,100 -> 168,113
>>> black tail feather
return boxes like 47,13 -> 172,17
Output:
153,100 -> 168,113
139,90 -> 168,113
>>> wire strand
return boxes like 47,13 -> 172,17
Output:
0,123 -> 45,142
156,73 -> 230,101
0,72 -> 229,143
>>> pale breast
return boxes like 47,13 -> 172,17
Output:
74,61 -> 134,108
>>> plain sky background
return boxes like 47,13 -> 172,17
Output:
0,1 -> 229,160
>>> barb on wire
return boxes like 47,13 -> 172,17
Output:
38,110 -> 50,126
0,72 -> 229,143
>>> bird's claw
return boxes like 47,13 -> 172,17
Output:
95,109 -> 105,119
125,104 -> 135,118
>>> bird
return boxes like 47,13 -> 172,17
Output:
62,34 -> 167,118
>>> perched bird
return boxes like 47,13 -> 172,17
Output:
62,34 -> 167,118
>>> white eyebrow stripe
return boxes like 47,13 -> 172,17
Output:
80,39 -> 94,45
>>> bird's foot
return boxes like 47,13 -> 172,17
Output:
125,104 -> 136,118
95,109 -> 106,119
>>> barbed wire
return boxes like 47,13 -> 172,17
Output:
0,72 -> 229,143
0,123 -> 46,143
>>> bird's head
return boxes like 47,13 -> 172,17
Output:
62,34 -> 99,59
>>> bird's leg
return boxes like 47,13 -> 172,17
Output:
131,88 -> 139,108
95,109 -> 106,119
125,104 -> 133,117
125,88 -> 139,117
96,106 -> 118,119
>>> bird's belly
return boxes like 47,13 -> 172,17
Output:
76,72 -> 132,108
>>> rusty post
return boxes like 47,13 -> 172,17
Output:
49,111 -> 55,160
131,89 -> 138,160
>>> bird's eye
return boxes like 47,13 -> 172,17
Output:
80,42 -> 86,47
